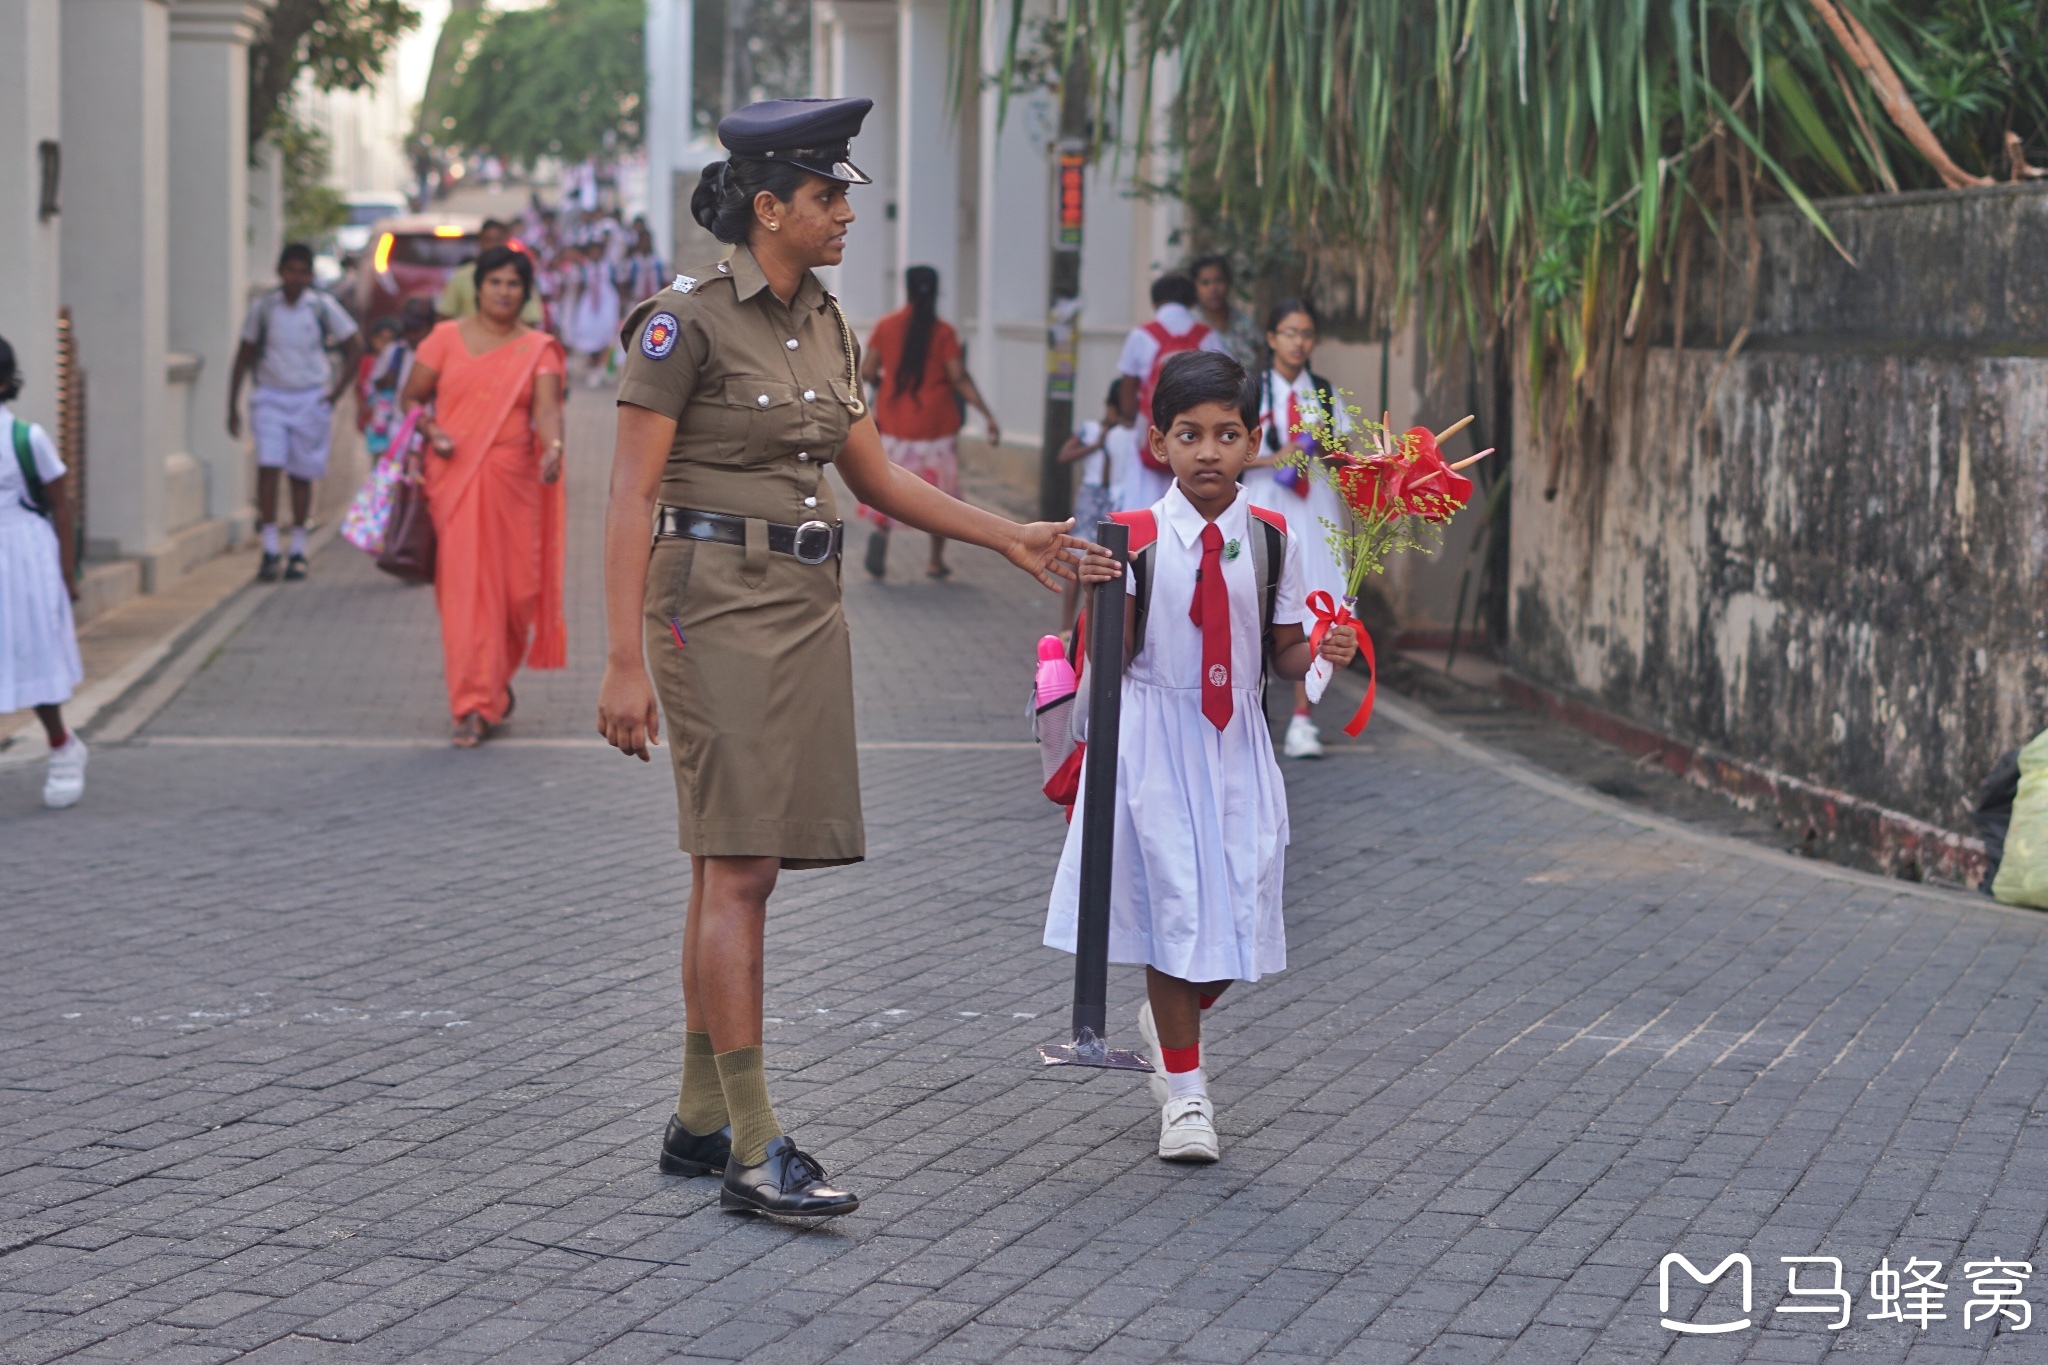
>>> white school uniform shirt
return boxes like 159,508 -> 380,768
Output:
240,288 -> 357,393
0,401 -> 82,713
1114,302 -> 1234,381
0,403 -> 64,520
1044,485 -> 1313,983
1245,367 -> 1353,604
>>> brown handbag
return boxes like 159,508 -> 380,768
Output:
375,473 -> 436,582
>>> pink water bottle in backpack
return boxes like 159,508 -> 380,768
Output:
1031,634 -> 1079,785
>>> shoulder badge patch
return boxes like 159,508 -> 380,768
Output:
640,311 -> 680,360
672,274 -> 697,294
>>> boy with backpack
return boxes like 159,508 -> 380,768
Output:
1048,351 -> 1360,1162
227,243 -> 362,582
1115,274 -> 1232,512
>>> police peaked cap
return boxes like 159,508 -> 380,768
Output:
718,97 -> 874,185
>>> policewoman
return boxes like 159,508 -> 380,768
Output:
598,98 -> 1106,1218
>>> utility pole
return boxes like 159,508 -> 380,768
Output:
1037,51 -> 1090,524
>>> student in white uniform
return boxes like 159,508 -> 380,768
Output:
228,243 -> 361,582
1243,299 -> 1352,760
1049,351 -> 1359,1163
0,337 -> 87,808
1056,380 -> 1130,630
1114,275 -> 1233,513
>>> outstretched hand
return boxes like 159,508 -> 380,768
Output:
1005,520 -> 1111,593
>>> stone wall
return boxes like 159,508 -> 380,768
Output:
1509,183 -> 2048,835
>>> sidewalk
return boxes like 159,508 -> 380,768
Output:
3,393 -> 2046,1364
0,398 -> 372,766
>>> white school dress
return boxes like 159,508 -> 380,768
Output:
0,404 -> 83,713
1244,368 -> 1351,605
1045,485 -> 1312,982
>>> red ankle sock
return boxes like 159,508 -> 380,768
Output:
1161,1043 -> 1200,1073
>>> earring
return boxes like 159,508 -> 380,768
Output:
769,222 -> 780,232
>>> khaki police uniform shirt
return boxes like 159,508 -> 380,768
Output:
616,245 -> 865,525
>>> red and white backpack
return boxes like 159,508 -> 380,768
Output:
1038,505 -> 1288,812
1133,320 -> 1213,472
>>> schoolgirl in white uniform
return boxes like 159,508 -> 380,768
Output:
0,336 -> 87,808
1242,299 -> 1352,760
1049,350 -> 1359,1162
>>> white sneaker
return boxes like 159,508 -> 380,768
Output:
1137,1001 -> 1169,1105
1158,1094 -> 1220,1162
42,735 -> 87,809
1283,713 -> 1324,759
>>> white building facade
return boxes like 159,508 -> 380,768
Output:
0,0 -> 273,619
633,0 -> 1475,629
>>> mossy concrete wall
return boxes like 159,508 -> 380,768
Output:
1509,183 -> 2048,835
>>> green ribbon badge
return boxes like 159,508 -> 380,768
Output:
1224,538 -> 1241,562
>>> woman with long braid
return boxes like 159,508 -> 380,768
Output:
856,265 -> 1001,579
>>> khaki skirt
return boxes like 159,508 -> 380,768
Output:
643,534 -> 863,867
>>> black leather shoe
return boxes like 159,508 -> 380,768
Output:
720,1136 -> 858,1218
283,553 -> 309,581
257,552 -> 281,582
658,1114 -> 732,1176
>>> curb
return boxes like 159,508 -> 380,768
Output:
1362,685 -> 1996,915
0,522 -> 342,771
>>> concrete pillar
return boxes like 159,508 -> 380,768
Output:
168,0 -> 267,539
248,141 -> 282,292
64,0 -> 171,562
0,0 -> 63,436
894,0 -> 956,306
814,0 -> 897,326
973,0 -> 999,418
643,0 -> 695,269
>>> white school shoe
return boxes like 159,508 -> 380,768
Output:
1136,1001 -> 1169,1106
43,736 -> 87,809
1283,713 -> 1325,759
1158,1094 -> 1220,1163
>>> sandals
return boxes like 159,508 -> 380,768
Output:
452,713 -> 487,748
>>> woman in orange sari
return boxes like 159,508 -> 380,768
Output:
401,245 -> 568,746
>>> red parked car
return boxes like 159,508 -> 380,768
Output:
349,213 -> 485,331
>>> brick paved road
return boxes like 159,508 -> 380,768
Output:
5,394 -> 2048,1363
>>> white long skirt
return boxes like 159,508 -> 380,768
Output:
1243,469 -> 1349,603
0,509 -> 83,713
1045,677 -> 1290,983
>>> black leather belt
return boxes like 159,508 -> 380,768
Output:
654,505 -> 842,565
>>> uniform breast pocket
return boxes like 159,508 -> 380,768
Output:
720,377 -> 800,465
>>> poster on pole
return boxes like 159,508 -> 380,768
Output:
1056,146 -> 1085,249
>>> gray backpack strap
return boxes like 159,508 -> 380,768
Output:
1127,540 -> 1154,662
1249,515 -> 1282,647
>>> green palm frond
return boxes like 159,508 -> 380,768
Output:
948,0 -> 2046,430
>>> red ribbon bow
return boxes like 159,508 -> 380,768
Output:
1305,590 -> 1375,737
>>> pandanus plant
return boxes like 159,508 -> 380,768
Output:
951,0 -> 2047,491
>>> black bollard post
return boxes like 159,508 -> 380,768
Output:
1039,519 -> 1152,1073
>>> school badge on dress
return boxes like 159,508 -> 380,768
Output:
641,311 -> 680,359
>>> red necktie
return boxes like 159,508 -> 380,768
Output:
1190,522 -> 1233,730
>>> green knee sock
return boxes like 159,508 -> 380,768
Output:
674,1030 -> 727,1135
713,1046 -> 784,1166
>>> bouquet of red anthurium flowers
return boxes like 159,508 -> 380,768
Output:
1277,400 -> 1491,735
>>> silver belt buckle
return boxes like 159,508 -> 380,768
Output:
792,519 -> 835,564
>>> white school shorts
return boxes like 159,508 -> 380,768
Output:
251,384 -> 335,481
